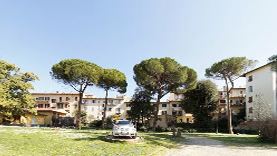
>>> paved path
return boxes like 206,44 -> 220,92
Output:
163,135 -> 277,156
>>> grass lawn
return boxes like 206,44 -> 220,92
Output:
186,133 -> 277,149
0,126 -> 183,156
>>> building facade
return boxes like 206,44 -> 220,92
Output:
215,87 -> 246,120
241,62 -> 277,120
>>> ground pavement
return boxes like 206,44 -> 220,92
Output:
163,135 -> 277,156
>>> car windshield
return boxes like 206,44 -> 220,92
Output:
115,120 -> 131,125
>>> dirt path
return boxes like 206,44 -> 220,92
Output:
163,135 -> 277,156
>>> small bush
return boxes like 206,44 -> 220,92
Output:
259,119 -> 277,143
89,120 -> 103,128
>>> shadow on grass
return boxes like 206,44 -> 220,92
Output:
73,136 -> 105,141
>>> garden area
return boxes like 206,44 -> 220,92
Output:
0,126 -> 183,156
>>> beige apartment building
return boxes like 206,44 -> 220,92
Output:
32,93 -> 80,126
215,87 -> 246,119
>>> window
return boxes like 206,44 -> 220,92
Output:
51,99 -> 56,103
83,100 -> 88,104
178,111 -> 183,115
162,104 -> 167,107
220,100 -> 226,103
45,104 -> 50,108
249,107 -> 253,113
66,97 -> 70,101
248,75 -> 253,82
186,118 -> 189,123
65,104 -> 68,108
172,111 -> 176,115
102,104 -> 105,107
240,100 -> 243,103
83,107 -> 87,111
92,100 -> 96,103
172,104 -> 177,107
118,100 -> 121,104
162,111 -> 167,115
59,97 -> 62,102
116,108 -> 121,113
240,91 -> 243,94
248,96 -> 253,103
98,101 -> 100,103
108,100 -> 113,104
158,118 -> 162,121
75,97 -> 78,101
38,97 -> 44,101
230,100 -> 233,103
108,108 -> 112,111
45,97 -> 50,101
126,103 -> 131,107
153,104 -> 157,107
91,107 -> 94,111
38,104 -> 43,108
249,86 -> 253,92
57,103 -> 63,109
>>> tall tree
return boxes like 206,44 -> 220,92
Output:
205,57 -> 256,134
97,69 -> 127,129
50,59 -> 102,129
133,57 -> 197,131
127,87 -> 154,124
181,80 -> 218,131
0,60 -> 39,121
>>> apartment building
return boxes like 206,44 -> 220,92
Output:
241,62 -> 277,120
80,95 -> 132,122
215,87 -> 246,120
32,93 -> 80,126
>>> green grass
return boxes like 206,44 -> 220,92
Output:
186,133 -> 277,149
0,126 -> 183,156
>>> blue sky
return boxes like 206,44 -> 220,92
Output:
1,1 -> 277,101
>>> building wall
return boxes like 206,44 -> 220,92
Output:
245,65 -> 276,120
21,114 -> 45,125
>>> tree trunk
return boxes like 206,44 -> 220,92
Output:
76,91 -> 83,129
102,89 -> 108,129
225,79 -> 233,134
152,93 -> 162,131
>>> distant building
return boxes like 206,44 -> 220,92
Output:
215,87 -> 246,120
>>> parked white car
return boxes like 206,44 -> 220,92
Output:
112,120 -> 137,139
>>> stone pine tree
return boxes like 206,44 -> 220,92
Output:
127,87 -> 155,125
97,69 -> 127,129
181,80 -> 218,131
133,57 -> 197,131
205,57 -> 256,134
50,59 -> 103,129
0,60 -> 39,121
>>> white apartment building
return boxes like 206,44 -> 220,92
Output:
241,62 -> 277,120
81,95 -> 132,121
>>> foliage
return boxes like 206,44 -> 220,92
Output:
181,80 -> 218,130
259,119 -> 277,143
73,110 -> 87,124
205,57 -> 256,134
0,60 -> 39,121
89,120 -> 103,127
0,126 -> 184,155
133,57 -> 197,130
96,68 -> 127,129
127,87 -> 154,124
50,59 -> 102,128
112,114 -> 120,123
